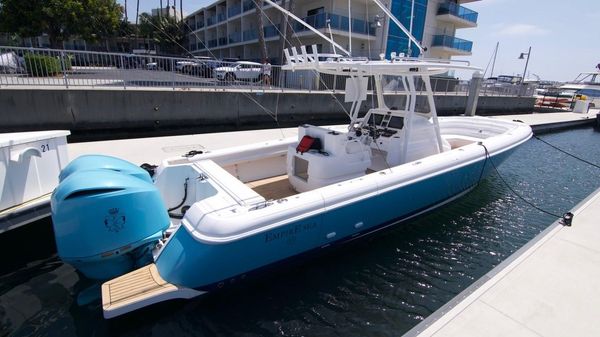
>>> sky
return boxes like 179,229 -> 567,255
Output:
118,0 -> 600,81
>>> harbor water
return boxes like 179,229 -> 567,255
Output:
1,127 -> 599,337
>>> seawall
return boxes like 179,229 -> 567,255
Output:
0,88 -> 536,136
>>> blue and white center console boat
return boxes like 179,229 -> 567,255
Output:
50,2 -> 532,318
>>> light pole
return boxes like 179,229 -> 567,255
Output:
518,46 -> 531,84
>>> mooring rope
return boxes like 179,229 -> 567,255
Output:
478,143 -> 566,220
533,135 -> 600,169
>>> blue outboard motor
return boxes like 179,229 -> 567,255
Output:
51,157 -> 170,280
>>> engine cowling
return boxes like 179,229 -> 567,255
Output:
51,156 -> 169,280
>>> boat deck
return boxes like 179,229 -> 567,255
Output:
246,174 -> 299,200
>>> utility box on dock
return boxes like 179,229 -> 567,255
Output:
0,130 -> 70,211
573,100 -> 590,113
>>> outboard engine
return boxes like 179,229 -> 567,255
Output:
51,155 -> 170,280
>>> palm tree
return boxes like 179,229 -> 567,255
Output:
159,0 -> 163,18
278,0 -> 288,64
254,0 -> 268,62
180,0 -> 183,22
136,0 -> 140,25
124,0 -> 128,22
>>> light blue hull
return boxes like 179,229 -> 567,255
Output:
156,150 -> 513,290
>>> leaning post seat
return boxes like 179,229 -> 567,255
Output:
287,125 -> 371,192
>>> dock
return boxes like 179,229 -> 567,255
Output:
492,109 -> 599,133
403,187 -> 600,337
66,110 -> 599,165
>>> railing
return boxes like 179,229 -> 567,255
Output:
296,12 -> 376,36
229,32 -> 242,44
208,39 -> 218,48
207,15 -> 217,26
437,2 -> 478,24
218,37 -> 228,46
217,13 -> 226,23
243,29 -> 257,41
431,35 -> 473,52
264,24 -> 280,38
0,46 -> 533,98
228,5 -> 242,18
243,0 -> 255,12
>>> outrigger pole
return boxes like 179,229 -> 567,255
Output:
261,0 -> 351,57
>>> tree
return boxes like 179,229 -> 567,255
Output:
0,0 -> 122,48
138,12 -> 183,54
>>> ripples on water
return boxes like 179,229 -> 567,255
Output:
2,127 -> 600,337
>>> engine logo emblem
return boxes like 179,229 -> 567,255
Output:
104,208 -> 126,233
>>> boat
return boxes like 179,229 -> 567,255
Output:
559,69 -> 600,108
49,0 -> 532,319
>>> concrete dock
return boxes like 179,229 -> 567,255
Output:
66,110 -> 599,164
403,187 -> 600,337
492,110 -> 599,133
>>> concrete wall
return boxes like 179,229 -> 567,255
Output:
0,89 -> 535,136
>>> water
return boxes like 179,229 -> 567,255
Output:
2,127 -> 600,337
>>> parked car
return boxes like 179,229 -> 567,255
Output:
214,61 -> 269,82
146,62 -> 159,70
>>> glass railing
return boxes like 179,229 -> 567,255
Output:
264,24 -> 280,38
207,15 -> 216,26
228,5 -> 242,17
243,0 -> 255,12
243,29 -> 257,41
229,32 -> 242,44
295,12 -> 376,36
217,13 -> 226,22
218,37 -> 228,46
208,39 -> 218,48
432,35 -> 473,52
437,2 -> 478,24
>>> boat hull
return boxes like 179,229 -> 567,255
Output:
155,147 -> 515,291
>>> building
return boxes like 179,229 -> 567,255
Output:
184,0 -> 479,63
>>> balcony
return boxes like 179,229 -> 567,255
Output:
207,15 -> 217,26
228,5 -> 242,18
229,32 -> 242,44
243,29 -> 257,41
217,13 -> 227,23
208,39 -> 218,48
437,2 -> 478,28
243,0 -> 255,12
430,35 -> 472,56
295,12 -> 376,36
264,24 -> 280,38
218,37 -> 228,46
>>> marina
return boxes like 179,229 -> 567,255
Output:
1,126 -> 599,336
1,0 -> 600,335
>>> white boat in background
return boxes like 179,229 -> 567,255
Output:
559,70 -> 600,108
48,0 -> 532,319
